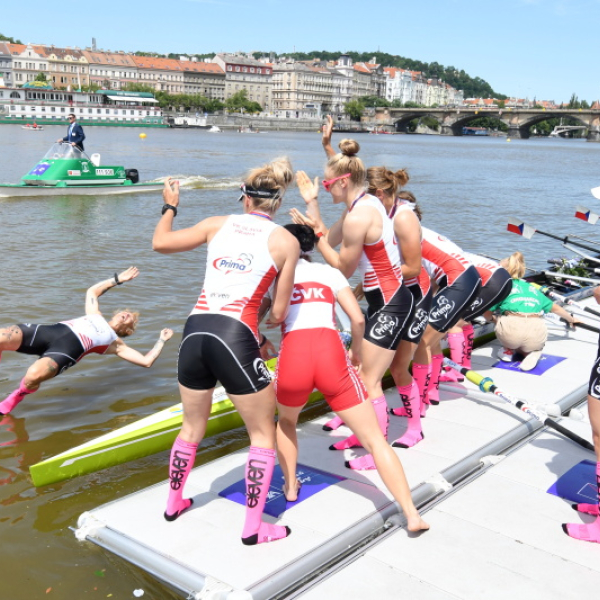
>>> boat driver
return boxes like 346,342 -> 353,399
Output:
57,113 -> 86,151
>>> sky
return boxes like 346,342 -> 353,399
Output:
4,0 -> 599,103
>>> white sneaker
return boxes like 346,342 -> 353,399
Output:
497,347 -> 515,362
520,350 -> 543,371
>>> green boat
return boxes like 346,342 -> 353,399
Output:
0,143 -> 163,197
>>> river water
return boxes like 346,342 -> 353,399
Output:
1,125 -> 600,599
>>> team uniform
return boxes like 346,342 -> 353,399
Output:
16,314 -> 117,374
274,259 -> 367,412
355,194 -> 413,350
421,227 -> 481,332
178,213 -> 279,395
460,253 -> 512,322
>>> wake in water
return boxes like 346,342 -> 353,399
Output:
152,175 -> 241,191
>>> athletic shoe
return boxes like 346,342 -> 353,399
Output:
497,347 -> 515,362
520,350 -> 542,371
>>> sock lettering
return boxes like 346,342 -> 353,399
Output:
169,450 -> 192,490
400,393 -> 412,418
246,458 -> 267,508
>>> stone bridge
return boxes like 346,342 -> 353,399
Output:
374,107 -> 600,141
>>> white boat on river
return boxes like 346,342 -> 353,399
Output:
74,291 -> 599,599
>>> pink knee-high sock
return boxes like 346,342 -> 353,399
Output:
331,395 -> 389,451
165,436 -> 198,521
242,446 -> 290,545
345,395 -> 391,470
563,462 -> 600,543
462,324 -> 474,370
439,332 -> 465,382
323,414 -> 345,431
411,362 -> 430,416
392,381 -> 424,449
427,354 -> 444,405
0,378 -> 35,415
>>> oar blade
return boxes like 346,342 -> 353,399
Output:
507,218 -> 536,239
591,186 -> 600,200
575,206 -> 599,225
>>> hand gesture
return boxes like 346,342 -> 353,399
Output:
117,266 -> 139,283
159,328 -> 174,342
260,337 -> 277,360
163,177 -> 180,207
321,115 -> 336,158
296,171 -> 319,205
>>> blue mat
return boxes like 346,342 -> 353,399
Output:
493,353 -> 565,376
219,463 -> 346,517
547,460 -> 598,504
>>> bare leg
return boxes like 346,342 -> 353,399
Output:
0,325 -> 23,355
338,401 -> 429,533
276,403 -> 303,501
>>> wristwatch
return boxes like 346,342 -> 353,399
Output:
162,204 -> 177,217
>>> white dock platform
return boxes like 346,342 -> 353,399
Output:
75,314 -> 600,599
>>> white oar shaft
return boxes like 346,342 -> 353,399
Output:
543,271 -> 600,284
563,243 -> 600,266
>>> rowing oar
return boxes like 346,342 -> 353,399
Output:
542,271 -> 600,285
443,357 -> 595,452
590,186 -> 600,200
507,218 -> 600,253
575,206 -> 600,225
532,283 -> 600,320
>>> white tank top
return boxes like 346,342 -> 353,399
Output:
421,226 -> 472,286
393,200 -> 422,288
282,259 -> 349,334
192,214 -> 279,333
60,314 -> 117,355
354,194 -> 403,302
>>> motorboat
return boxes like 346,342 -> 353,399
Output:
208,125 -> 222,133
21,123 -> 44,131
0,143 -> 164,197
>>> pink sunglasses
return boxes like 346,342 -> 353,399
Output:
322,173 -> 351,192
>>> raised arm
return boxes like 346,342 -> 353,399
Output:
85,266 -> 139,316
321,115 -> 336,158
106,328 -> 174,367
153,178 -> 226,254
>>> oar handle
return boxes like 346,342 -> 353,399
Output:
563,319 -> 600,334
536,228 -> 600,254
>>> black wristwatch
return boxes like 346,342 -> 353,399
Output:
162,204 -> 177,217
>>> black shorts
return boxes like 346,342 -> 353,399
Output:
16,323 -> 84,374
364,284 -> 413,351
588,336 -> 600,399
461,268 -> 512,322
401,284 -> 433,344
178,313 -> 271,395
428,266 -> 482,333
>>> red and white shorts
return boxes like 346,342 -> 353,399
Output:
274,328 -> 367,412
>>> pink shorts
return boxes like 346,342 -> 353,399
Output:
274,328 -> 367,412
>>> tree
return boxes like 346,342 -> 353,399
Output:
358,95 -> 390,108
35,72 -> 47,82
224,89 -> 262,114
0,32 -> 22,44
344,99 -> 365,121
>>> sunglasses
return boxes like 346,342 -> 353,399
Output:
322,173 -> 351,192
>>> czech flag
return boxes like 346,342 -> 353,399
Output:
575,206 -> 599,225
507,218 -> 535,239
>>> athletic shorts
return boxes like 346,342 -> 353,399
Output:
588,336 -> 600,399
274,328 -> 367,412
178,313 -> 271,395
461,268 -> 512,322
401,283 -> 433,344
428,265 -> 482,333
16,323 -> 84,374
363,284 -> 413,351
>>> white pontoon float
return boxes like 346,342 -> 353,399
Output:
74,298 -> 600,599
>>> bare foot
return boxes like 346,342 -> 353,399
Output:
283,479 -> 301,502
407,514 -> 430,533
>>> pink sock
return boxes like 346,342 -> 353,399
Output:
165,436 -> 198,521
0,378 -> 35,415
563,462 -> 600,543
241,446 -> 290,545
331,395 -> 388,451
439,332 -> 465,382
411,363 -> 430,417
427,354 -> 444,405
462,324 -> 474,370
392,381 -> 424,448
323,415 -> 345,431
